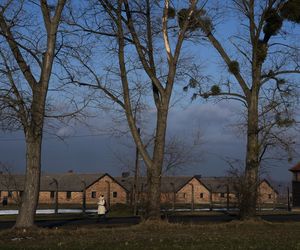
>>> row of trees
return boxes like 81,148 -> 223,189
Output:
0,0 -> 299,228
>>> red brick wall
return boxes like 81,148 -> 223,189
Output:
36,176 -> 128,205
0,191 -> 20,205
175,178 -> 211,204
18,175 -> 129,205
38,191 -> 83,204
258,181 -> 277,204
0,176 -> 277,207
211,192 -> 237,204
85,175 -> 128,205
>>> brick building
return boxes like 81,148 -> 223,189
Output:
0,172 -> 277,207
116,175 -> 278,207
0,172 -> 129,207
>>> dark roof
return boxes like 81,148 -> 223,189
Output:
0,174 -> 25,191
115,175 -> 279,194
196,176 -> 232,193
115,176 -> 213,193
0,173 -> 105,192
266,180 -> 290,196
115,176 -> 194,193
289,162 -> 300,172
0,173 -> 278,194
114,176 -> 146,192
40,173 -> 106,191
196,176 -> 278,194
161,176 -> 194,193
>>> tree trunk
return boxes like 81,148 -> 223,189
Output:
240,92 -> 259,220
146,165 -> 161,218
133,128 -> 140,215
146,107 -> 168,219
14,132 -> 42,228
1,0 -> 65,229
15,88 -> 46,228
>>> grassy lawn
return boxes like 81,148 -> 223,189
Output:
0,221 -> 300,249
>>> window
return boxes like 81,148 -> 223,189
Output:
19,191 -> 23,197
182,193 -> 186,198
50,191 -> 55,199
200,193 -> 204,198
0,191 -> 1,197
8,191 -> 12,198
220,193 -> 225,198
66,191 -> 72,199
91,191 -> 96,198
113,192 -> 117,198
268,194 -> 272,199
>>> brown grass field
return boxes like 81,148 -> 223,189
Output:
0,220 -> 300,249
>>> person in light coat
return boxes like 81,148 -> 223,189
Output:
97,194 -> 107,221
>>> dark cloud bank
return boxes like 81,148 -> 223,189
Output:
0,102 -> 297,182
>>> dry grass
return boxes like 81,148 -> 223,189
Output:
1,221 -> 300,249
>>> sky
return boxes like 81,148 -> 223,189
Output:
0,101 -> 297,182
0,1 -> 299,183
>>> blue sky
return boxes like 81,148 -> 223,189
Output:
0,101 -> 297,181
0,1 -> 299,182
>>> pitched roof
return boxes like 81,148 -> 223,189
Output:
260,179 -> 281,194
0,173 -> 278,194
114,176 -> 143,192
116,176 -> 206,193
115,176 -> 194,193
195,176 -> 278,194
40,173 -> 106,191
195,176 -> 232,193
115,175 -> 278,194
160,176 -> 194,193
0,173 -> 106,192
289,162 -> 300,172
0,174 -> 25,191
265,179 -> 290,196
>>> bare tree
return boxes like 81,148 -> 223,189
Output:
63,0 -> 206,219
184,0 -> 300,219
0,0 -> 66,228
0,162 -> 22,206
163,133 -> 203,175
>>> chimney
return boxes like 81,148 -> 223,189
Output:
122,172 -> 130,178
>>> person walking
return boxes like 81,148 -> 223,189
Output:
97,194 -> 107,222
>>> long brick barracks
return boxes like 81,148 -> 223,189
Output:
0,171 -> 279,208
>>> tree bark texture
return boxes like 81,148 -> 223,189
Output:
240,91 -> 260,219
101,0 -> 196,220
14,90 -> 47,228
146,107 -> 168,218
15,133 -> 42,228
4,0 -> 67,228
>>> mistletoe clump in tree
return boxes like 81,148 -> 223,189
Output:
183,0 -> 299,219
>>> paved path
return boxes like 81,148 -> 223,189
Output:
1,214 -> 300,230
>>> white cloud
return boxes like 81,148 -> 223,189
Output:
56,126 -> 74,137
